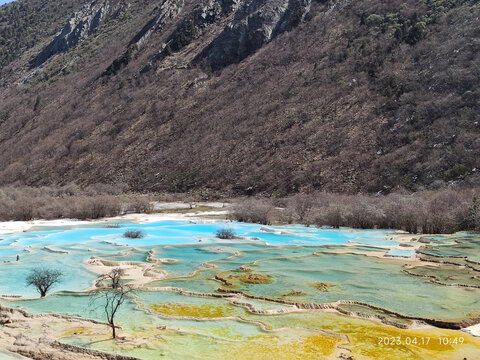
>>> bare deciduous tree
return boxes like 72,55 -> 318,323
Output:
289,194 -> 315,223
229,199 -> 272,225
91,268 -> 132,339
100,284 -> 132,339
26,268 -> 63,297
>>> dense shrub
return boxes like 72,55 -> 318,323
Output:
216,228 -> 235,239
123,230 -> 145,239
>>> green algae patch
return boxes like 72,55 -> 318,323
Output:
312,282 -> 335,291
150,302 -> 235,318
234,273 -> 273,284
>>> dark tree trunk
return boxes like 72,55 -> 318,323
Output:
111,321 -> 116,338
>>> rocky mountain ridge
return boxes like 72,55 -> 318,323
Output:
31,0 -> 116,68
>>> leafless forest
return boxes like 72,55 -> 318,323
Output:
1,184 -> 478,234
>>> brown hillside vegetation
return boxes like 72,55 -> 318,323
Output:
0,0 -> 479,196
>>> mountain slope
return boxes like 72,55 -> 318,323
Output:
0,0 -> 479,195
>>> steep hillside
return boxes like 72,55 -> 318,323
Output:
0,0 -> 89,70
0,0 -> 479,196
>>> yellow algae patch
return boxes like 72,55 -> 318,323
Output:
233,273 -> 273,284
150,302 -> 235,318
218,271 -> 273,286
227,333 -> 342,359
345,324 -> 480,360
210,324 -> 246,340
254,312 -> 480,360
61,328 -> 93,337
312,282 -> 335,291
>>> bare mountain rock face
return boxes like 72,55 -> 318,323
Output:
140,0 -> 236,71
31,1 -> 112,68
106,0 -> 186,75
196,0 -> 312,70
141,0 -> 312,71
129,0 -> 185,48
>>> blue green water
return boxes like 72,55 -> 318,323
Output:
420,235 -> 480,263
0,350 -> 26,359
0,221 -> 395,296
386,249 -> 415,257
1,220 -> 479,323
